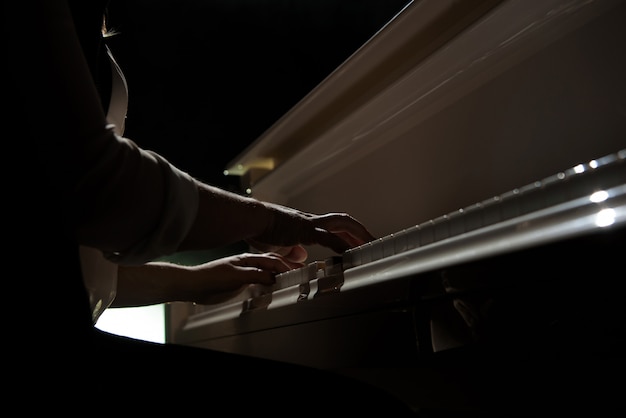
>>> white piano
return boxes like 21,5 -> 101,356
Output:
168,0 -> 625,413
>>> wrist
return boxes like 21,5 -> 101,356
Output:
180,182 -> 272,250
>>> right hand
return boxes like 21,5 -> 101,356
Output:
247,203 -> 376,263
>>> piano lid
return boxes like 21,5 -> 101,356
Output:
223,0 -> 623,202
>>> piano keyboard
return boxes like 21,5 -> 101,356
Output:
190,149 -> 626,324
341,148 -> 626,289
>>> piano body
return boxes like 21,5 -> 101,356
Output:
168,0 -> 625,412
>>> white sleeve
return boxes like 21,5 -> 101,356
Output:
103,152 -> 199,265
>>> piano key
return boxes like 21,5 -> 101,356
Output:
480,196 -> 503,227
499,188 -> 521,221
359,240 -> 373,265
463,202 -> 484,232
433,215 -> 450,242
447,208 -> 467,238
382,233 -> 398,258
404,224 -> 421,251
540,171 -> 567,208
517,181 -> 543,214
369,237 -> 384,262
393,229 -> 409,254
418,219 -> 435,246
324,256 -> 344,277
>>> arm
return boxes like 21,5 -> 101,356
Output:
178,181 -> 376,262
10,1 -> 374,269
114,252 -> 302,307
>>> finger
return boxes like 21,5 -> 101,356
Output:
333,230 -> 371,249
313,213 -> 376,246
241,253 -> 304,273
258,253 -> 304,271
278,245 -> 308,264
245,240 -> 309,264
244,238 -> 282,254
310,228 -> 354,254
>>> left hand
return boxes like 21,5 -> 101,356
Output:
184,252 -> 304,305
115,252 -> 303,307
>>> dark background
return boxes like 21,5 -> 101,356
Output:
106,0 -> 410,191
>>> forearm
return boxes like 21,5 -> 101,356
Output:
177,181 -> 271,252
113,262 -> 192,308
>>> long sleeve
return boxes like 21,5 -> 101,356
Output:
8,0 -> 198,265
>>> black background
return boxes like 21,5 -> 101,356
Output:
106,0 -> 409,191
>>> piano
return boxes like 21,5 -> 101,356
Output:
167,0 -> 625,413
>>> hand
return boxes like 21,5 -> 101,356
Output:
185,252 -> 304,305
115,252 -> 304,308
247,203 -> 376,262
180,184 -> 376,261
